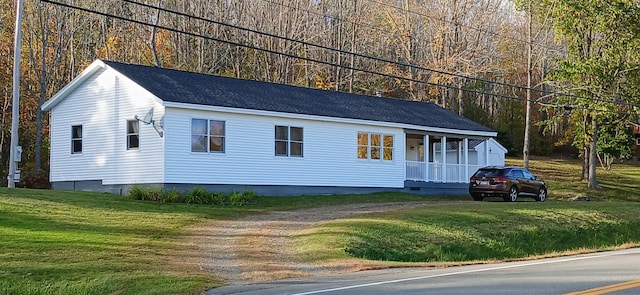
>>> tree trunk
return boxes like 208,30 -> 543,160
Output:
581,113 -> 589,181
523,1 -> 532,170
588,117 -> 600,189
150,0 -> 162,68
348,0 -> 357,93
457,85 -> 463,115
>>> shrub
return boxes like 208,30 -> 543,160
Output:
229,190 -> 257,206
128,187 -> 256,206
128,186 -> 164,201
228,191 -> 242,206
145,187 -> 165,202
184,187 -> 210,204
129,186 -> 146,200
211,192 -> 227,205
242,190 -> 257,204
19,169 -> 51,189
162,189 -> 182,203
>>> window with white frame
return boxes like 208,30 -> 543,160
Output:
636,137 -> 640,145
191,119 -> 225,153
275,125 -> 303,157
127,120 -> 139,150
71,125 -> 83,154
357,132 -> 393,160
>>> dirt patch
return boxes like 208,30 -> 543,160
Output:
186,201 -> 454,285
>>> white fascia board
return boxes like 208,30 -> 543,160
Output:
41,59 -> 107,112
163,101 -> 498,138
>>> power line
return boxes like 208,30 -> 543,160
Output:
123,0 -> 526,91
253,0 -> 507,62
120,0 -> 575,100
41,0 -> 528,103
121,0 -> 640,109
40,0 -> 640,113
362,0 -> 566,54
260,0 -> 565,52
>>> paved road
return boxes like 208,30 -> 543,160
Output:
209,248 -> 640,295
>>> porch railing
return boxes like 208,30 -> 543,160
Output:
406,161 -> 482,183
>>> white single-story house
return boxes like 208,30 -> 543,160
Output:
41,59 -> 505,196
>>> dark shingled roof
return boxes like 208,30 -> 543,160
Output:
104,61 -> 493,133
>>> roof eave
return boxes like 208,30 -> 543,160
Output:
164,101 -> 497,138
41,59 -> 107,112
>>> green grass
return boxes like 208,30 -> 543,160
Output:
0,189 -> 224,295
293,158 -> 640,263
2,157 -> 640,293
506,157 -> 640,201
0,188 -> 432,294
293,202 -> 640,263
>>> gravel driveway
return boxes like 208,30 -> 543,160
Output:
188,202 -> 439,286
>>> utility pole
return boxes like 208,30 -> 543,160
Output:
8,0 -> 25,188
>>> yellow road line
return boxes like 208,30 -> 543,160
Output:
564,280 -> 640,295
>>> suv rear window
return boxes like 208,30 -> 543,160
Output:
474,169 -> 505,177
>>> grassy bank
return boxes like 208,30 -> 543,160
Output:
0,189 -> 225,294
293,202 -> 640,263
293,158 -> 640,264
0,189 -> 427,295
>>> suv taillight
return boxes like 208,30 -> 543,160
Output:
492,176 -> 508,183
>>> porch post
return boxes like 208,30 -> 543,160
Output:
464,138 -> 469,180
484,139 -> 490,166
458,141 -> 463,182
424,134 -> 430,182
441,136 -> 447,183
403,133 -> 407,181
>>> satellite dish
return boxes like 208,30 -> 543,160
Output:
134,108 -> 164,137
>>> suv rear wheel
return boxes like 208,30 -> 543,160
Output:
535,186 -> 547,202
504,186 -> 518,202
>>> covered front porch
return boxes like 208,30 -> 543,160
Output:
404,132 -> 503,184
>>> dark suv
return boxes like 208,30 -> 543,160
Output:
469,166 -> 547,202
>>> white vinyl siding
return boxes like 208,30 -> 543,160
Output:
164,108 -> 405,188
48,68 -> 164,185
